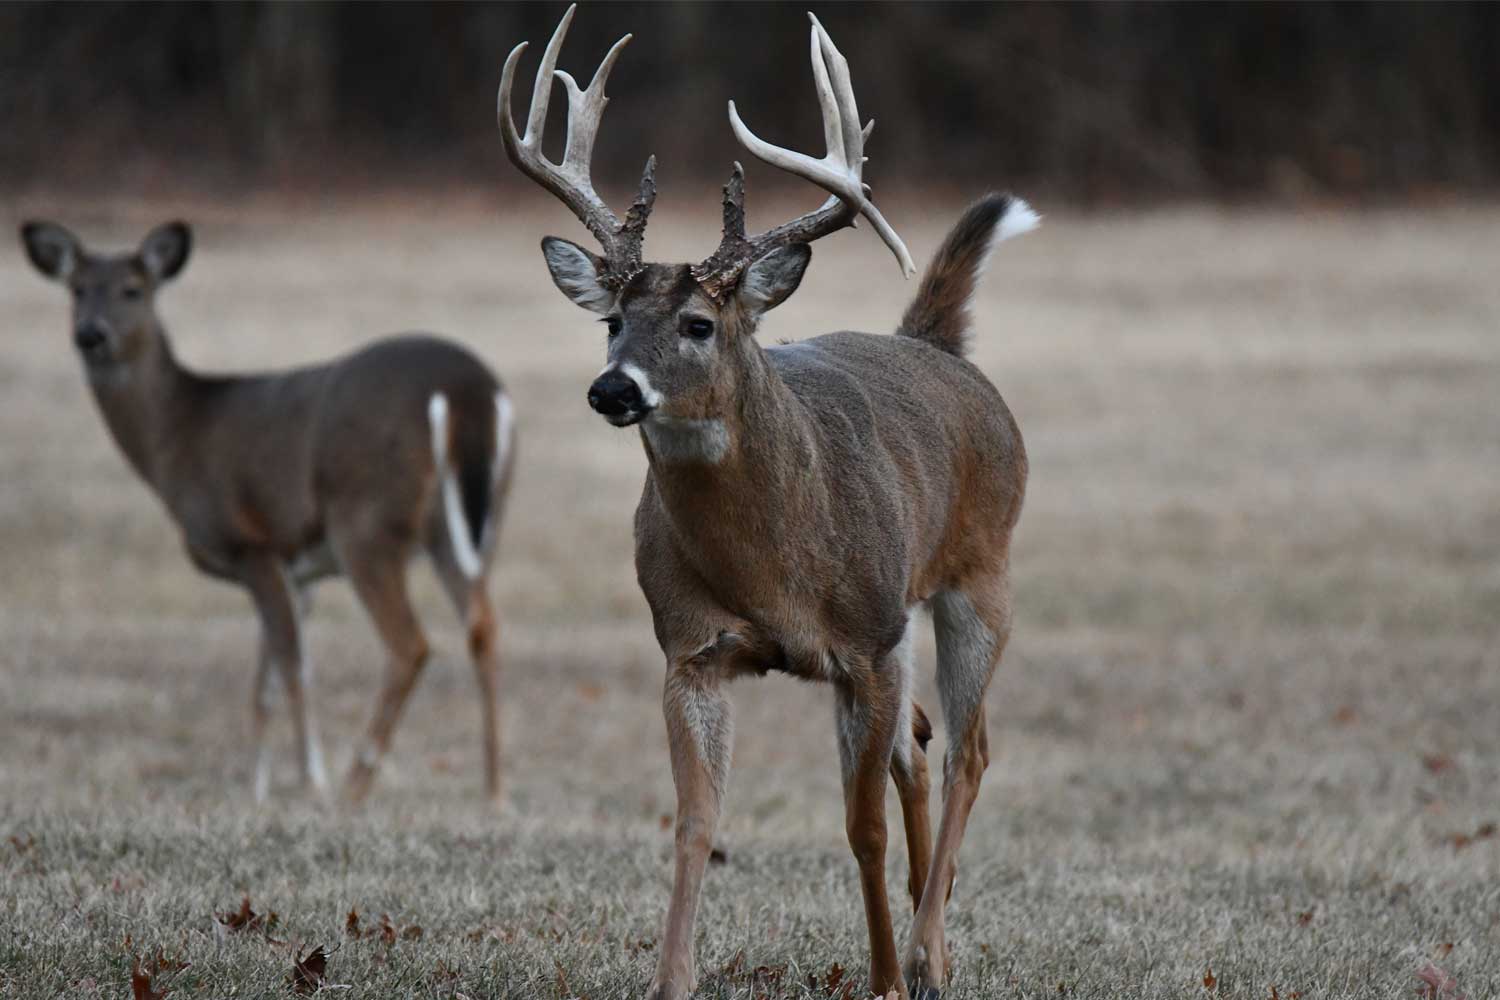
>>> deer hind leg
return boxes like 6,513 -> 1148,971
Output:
340,539 -> 429,804
904,577 -> 1011,998
888,618 -> 934,914
649,655 -> 735,1000
431,542 -> 504,806
837,650 -> 910,1000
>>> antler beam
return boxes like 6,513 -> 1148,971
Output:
498,4 -> 656,288
694,13 -> 914,299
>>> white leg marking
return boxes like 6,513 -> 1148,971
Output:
428,391 -> 483,579
304,718 -> 328,792
253,663 -> 281,803
931,590 -> 997,781
673,683 -> 733,800
891,615 -> 917,772
293,648 -> 329,793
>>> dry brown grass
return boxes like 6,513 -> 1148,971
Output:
1,198 -> 1498,998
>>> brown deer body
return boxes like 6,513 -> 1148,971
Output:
20,221 -> 516,804
500,9 -> 1036,997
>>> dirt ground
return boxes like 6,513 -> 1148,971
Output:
1,196 -> 1497,999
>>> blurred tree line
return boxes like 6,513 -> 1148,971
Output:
2,1 -> 1496,203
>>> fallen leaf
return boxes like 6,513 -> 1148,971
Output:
1423,754 -> 1455,774
401,924 -> 423,941
1414,963 -> 1466,999
1203,966 -> 1217,991
1296,909 -> 1314,926
345,908 -> 361,938
378,913 -> 397,946
289,945 -> 328,995
1332,705 -> 1358,726
217,896 -> 276,935
1436,943 -> 1454,957
824,961 -> 845,994
130,958 -> 169,1000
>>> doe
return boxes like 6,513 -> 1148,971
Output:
20,221 -> 516,805
500,8 -> 1035,999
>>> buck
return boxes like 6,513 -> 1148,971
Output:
20,221 -> 516,805
501,7 -> 1035,998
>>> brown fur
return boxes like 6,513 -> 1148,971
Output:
899,194 -> 1019,358
541,197 -> 1028,999
20,221 -> 516,804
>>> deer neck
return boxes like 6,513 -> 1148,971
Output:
642,339 -> 822,555
86,328 -> 196,489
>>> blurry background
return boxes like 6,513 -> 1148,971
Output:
3,1 -> 1498,203
2,4 -> 1498,999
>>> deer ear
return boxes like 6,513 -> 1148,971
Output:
139,221 -> 192,282
20,221 -> 82,282
738,244 -> 811,315
541,237 -> 614,315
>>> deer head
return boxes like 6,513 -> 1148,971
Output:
21,220 -> 191,374
499,6 -> 912,428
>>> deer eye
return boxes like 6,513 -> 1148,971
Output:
604,317 -> 622,338
683,318 -> 714,340
121,286 -> 143,301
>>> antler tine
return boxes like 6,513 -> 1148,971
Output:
497,4 -> 655,287
699,13 -> 914,297
809,15 -> 865,176
557,31 -> 630,177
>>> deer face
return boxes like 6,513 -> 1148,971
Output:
21,221 -> 190,371
542,238 -> 811,428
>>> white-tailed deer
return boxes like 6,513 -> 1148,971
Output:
20,221 -> 516,805
501,8 -> 1036,998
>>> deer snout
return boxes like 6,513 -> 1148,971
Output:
73,321 -> 108,353
588,369 -> 646,421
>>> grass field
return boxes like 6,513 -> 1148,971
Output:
1,197 -> 1497,999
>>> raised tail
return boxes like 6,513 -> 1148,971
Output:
897,193 -> 1039,358
428,389 -> 515,579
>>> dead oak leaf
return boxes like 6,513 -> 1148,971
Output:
1414,963 -> 1466,1000
130,959 -> 168,1000
217,895 -> 276,935
1203,967 -> 1218,991
289,945 -> 329,996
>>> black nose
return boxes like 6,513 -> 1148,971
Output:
587,370 -> 644,416
74,323 -> 106,351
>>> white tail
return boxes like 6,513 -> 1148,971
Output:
429,392 -> 485,580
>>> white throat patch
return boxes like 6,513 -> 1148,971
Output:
642,414 -> 730,465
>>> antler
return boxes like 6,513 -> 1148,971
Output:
693,13 -> 914,300
498,4 -> 656,288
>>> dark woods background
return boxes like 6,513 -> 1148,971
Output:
3,1 -> 1497,204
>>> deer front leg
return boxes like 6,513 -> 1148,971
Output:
250,636 -> 281,804
836,670 -> 908,1000
243,557 -> 327,797
649,657 -> 734,1000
